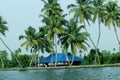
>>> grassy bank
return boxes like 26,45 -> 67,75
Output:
1,63 -> 120,71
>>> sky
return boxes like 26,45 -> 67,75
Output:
0,0 -> 120,57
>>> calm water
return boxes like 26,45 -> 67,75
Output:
0,67 -> 120,80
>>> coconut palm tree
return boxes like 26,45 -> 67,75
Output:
41,0 -> 65,67
19,26 -> 36,51
0,16 -> 8,36
59,19 -> 89,65
19,26 -> 37,67
68,0 -> 100,64
93,0 -> 106,47
19,26 -> 53,67
0,16 -> 9,52
104,1 -> 120,45
32,27 -> 53,66
0,16 -> 22,67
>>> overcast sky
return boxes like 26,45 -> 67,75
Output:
0,0 -> 120,56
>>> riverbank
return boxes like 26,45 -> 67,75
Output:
1,63 -> 120,71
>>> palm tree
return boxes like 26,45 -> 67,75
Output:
59,19 -> 89,65
0,16 -> 9,52
93,0 -> 106,47
19,26 -> 36,67
105,1 -> 120,45
0,50 -> 6,68
19,26 -> 36,51
32,27 -> 53,66
68,0 -> 100,64
19,26 -> 53,67
0,16 -> 22,67
41,0 -> 65,67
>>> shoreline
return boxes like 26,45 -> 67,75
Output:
1,63 -> 120,71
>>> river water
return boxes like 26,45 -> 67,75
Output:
0,66 -> 120,80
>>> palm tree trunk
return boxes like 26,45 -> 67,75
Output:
83,21 -> 100,64
113,25 -> 120,45
0,37 -> 22,68
0,58 -> 4,68
55,34 -> 57,67
97,18 -> 101,48
37,50 -> 40,67
70,54 -> 74,66
50,37 -> 54,67
29,52 -> 36,67
66,52 -> 70,66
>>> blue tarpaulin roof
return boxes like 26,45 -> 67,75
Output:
40,53 -> 83,63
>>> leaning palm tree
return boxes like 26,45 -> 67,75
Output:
41,0 -> 65,67
59,19 -> 89,65
0,16 -> 22,67
104,1 -> 120,45
68,0 -> 100,64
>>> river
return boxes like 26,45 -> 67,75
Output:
0,66 -> 120,80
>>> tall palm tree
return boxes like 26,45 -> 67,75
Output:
68,0 -> 100,64
32,27 -> 53,66
19,26 -> 36,67
0,16 -> 22,67
41,0 -> 65,67
105,1 -> 120,45
59,19 -> 89,65
92,0 -> 106,64
93,0 -> 106,47
19,26 -> 53,67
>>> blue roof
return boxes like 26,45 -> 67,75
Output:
40,53 -> 83,64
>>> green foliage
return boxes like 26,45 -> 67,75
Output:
0,50 -> 12,68
84,49 -> 120,65
83,49 -> 104,65
0,16 -> 8,36
110,52 -> 120,64
17,54 -> 31,68
59,19 -> 89,54
68,0 -> 93,24
11,53 -> 19,67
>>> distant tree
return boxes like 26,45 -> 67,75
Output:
17,54 -> 31,68
0,50 -> 7,68
84,49 -> 104,65
110,52 -> 120,64
0,50 -> 11,68
101,50 -> 111,64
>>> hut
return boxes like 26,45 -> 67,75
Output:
39,53 -> 83,67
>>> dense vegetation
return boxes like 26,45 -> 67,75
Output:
0,49 -> 120,68
0,0 -> 120,68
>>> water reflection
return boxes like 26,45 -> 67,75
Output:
0,67 -> 120,80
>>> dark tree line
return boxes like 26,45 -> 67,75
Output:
84,49 -> 120,65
